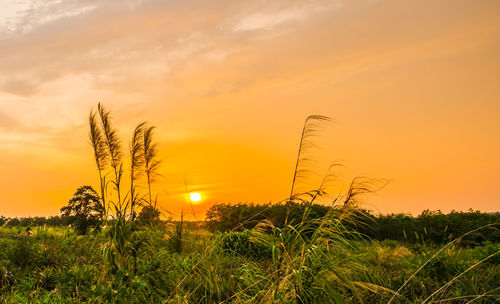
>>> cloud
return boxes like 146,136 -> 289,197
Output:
0,111 -> 21,131
0,0 -> 345,98
0,0 -> 226,96
232,1 -> 341,32
1,78 -> 39,97
233,9 -> 310,32
0,0 -> 99,34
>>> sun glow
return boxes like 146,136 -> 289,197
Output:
189,192 -> 202,203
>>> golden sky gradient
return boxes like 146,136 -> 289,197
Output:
0,0 -> 499,219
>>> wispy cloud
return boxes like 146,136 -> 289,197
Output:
0,111 -> 21,131
232,1 -> 342,32
0,0 -> 99,34
1,78 -> 39,97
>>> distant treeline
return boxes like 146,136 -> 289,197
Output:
0,215 -> 203,229
3,205 -> 499,244
205,203 -> 500,244
0,216 -> 66,227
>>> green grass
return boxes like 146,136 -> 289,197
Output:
0,223 -> 498,303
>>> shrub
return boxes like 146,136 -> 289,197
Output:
137,206 -> 161,227
221,230 -> 272,260
9,238 -> 43,269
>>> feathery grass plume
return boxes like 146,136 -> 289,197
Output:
342,176 -> 390,207
233,161 -> 388,303
286,115 -> 331,227
248,197 -> 371,303
97,103 -> 123,210
289,115 -> 332,200
306,161 -> 343,205
129,122 -> 146,220
89,109 -> 109,215
143,125 -> 161,208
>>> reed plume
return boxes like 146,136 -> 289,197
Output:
98,103 -> 123,210
89,109 -> 109,215
129,122 -> 146,219
342,176 -> 389,207
143,125 -> 160,208
289,114 -> 332,199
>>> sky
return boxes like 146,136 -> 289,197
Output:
0,0 -> 499,219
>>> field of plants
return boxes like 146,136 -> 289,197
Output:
0,212 -> 499,303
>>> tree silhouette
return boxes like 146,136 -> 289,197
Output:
60,186 -> 104,235
137,205 -> 160,226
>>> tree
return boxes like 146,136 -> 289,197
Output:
137,205 -> 161,226
61,186 -> 104,235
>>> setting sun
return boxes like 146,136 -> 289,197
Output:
189,192 -> 202,203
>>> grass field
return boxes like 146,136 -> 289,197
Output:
0,222 -> 498,303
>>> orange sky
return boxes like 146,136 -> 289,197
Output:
0,0 -> 499,219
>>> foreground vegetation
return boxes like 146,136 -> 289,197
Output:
206,203 -> 500,244
0,219 -> 498,303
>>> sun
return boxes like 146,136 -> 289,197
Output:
189,192 -> 202,203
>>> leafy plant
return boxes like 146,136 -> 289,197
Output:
220,229 -> 272,260
60,186 -> 104,235
137,206 -> 161,227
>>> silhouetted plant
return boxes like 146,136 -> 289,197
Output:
289,115 -> 331,199
143,125 -> 160,208
60,186 -> 104,235
97,103 -> 124,210
168,211 -> 184,253
137,205 -> 161,227
89,109 -> 109,217
129,122 -> 146,220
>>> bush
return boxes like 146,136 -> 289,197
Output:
221,230 -> 272,260
9,238 -> 43,269
137,206 -> 161,227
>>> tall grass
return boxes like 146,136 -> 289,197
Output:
97,103 -> 125,214
88,103 -> 166,302
130,122 -> 146,220
143,125 -> 160,209
89,109 -> 108,216
289,115 -> 331,199
388,223 -> 500,304
161,115 -> 393,303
